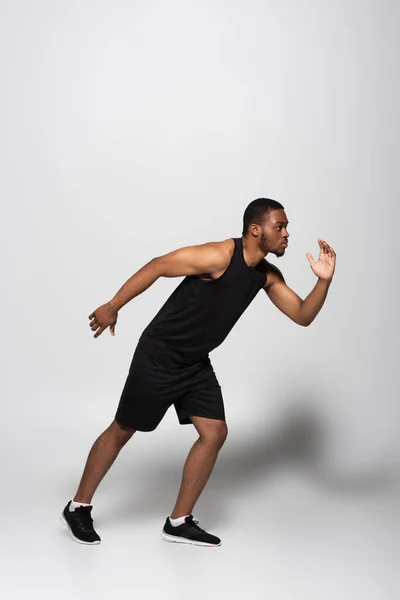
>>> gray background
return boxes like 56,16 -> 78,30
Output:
1,0 -> 399,598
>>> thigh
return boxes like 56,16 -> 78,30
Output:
115,343 -> 183,431
174,361 -> 226,425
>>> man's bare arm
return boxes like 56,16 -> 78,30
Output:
89,242 -> 229,338
298,278 -> 332,326
110,242 -> 228,310
264,262 -> 332,326
264,265 -> 305,325
108,260 -> 160,312
151,243 -> 229,279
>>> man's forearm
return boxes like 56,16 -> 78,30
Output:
300,278 -> 332,326
109,259 -> 160,311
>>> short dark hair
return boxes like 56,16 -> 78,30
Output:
242,198 -> 284,236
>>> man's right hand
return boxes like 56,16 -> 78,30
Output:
88,302 -> 118,338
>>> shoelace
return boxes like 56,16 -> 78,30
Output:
72,506 -> 94,531
185,515 -> 204,532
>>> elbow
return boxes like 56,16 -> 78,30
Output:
298,318 -> 311,327
298,304 -> 311,326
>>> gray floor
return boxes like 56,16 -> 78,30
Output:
4,409 -> 399,600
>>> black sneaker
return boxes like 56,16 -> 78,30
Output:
61,501 -> 101,545
161,515 -> 221,547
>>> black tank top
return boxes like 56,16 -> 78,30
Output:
140,237 -> 267,360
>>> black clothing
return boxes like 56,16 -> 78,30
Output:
141,237 -> 267,360
115,337 -> 225,431
115,237 -> 267,431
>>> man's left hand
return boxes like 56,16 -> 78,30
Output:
306,239 -> 336,281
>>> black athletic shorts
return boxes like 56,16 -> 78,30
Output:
115,335 -> 225,431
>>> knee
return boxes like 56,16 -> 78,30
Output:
111,419 -> 136,445
201,421 -> 228,448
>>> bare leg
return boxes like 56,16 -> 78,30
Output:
73,419 -> 136,504
170,416 -> 228,519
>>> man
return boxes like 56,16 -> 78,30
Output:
61,198 -> 336,547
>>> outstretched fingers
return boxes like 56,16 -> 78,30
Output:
318,239 -> 336,258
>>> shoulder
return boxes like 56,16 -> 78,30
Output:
194,239 -> 235,279
188,238 -> 235,274
257,259 -> 285,290
209,238 -> 235,252
153,238 -> 234,278
203,238 -> 235,263
216,238 -> 236,272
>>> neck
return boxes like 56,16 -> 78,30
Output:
241,235 -> 266,267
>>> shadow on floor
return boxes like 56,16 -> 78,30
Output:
98,393 -> 398,527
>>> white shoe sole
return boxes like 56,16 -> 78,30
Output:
60,513 -> 101,545
161,530 -> 221,547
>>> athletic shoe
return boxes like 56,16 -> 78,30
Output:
61,501 -> 101,545
161,515 -> 221,547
